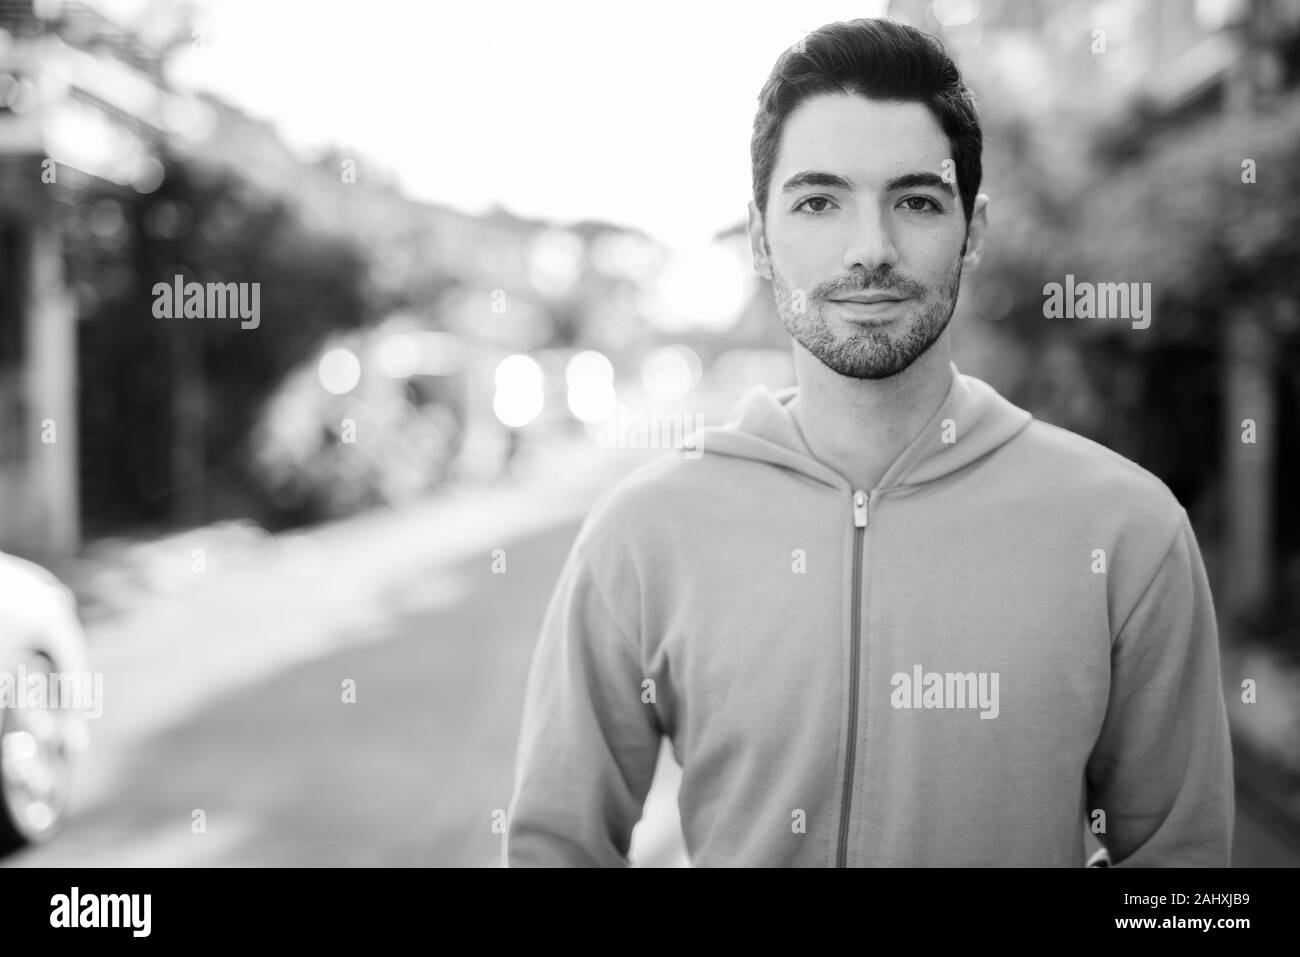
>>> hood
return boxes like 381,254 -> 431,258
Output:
692,362 -> 1032,491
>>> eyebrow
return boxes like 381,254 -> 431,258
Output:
885,172 -> 957,197
781,170 -> 854,193
781,169 -> 957,198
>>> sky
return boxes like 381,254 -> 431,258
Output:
103,0 -> 890,250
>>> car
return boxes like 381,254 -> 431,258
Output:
0,550 -> 90,854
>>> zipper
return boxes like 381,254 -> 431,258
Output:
837,489 -> 869,867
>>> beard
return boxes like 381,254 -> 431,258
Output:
771,253 -> 963,380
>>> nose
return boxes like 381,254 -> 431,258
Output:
841,202 -> 899,276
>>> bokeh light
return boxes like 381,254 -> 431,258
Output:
642,243 -> 750,333
565,350 -> 616,423
318,348 -> 362,395
493,353 -> 545,428
641,345 -> 702,403
374,332 -> 423,379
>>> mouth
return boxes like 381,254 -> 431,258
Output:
827,292 -> 909,305
825,295 -> 909,323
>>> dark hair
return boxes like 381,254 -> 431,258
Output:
751,18 -> 982,225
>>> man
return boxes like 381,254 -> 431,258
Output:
505,17 -> 1234,867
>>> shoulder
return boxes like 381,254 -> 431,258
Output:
1021,420 -> 1175,498
575,449 -> 713,555
1004,418 -> 1191,568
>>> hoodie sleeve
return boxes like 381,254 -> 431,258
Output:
504,542 -> 663,867
1085,513 -> 1235,866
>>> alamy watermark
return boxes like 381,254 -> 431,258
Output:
50,887 -> 150,937
890,664 -> 999,719
152,275 -> 260,329
1042,274 -> 1151,330
0,665 -> 103,720
588,403 -> 704,459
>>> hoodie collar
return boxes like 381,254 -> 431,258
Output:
692,362 -> 1032,493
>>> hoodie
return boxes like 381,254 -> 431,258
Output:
504,363 -> 1235,867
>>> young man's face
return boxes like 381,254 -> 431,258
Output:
748,92 -> 988,380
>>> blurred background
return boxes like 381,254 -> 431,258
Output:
0,0 -> 1297,866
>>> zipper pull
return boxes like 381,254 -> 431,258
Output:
853,490 -> 868,528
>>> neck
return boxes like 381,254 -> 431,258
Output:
788,331 -> 955,491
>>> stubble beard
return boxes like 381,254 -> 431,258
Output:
771,252 -> 964,381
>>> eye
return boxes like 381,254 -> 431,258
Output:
792,196 -> 836,215
898,195 -> 942,213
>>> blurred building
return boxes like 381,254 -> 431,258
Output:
177,90 -> 669,354
182,89 -> 674,492
0,0 -> 188,559
1,0 -> 677,553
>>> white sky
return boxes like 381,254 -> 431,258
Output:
116,0 -> 889,249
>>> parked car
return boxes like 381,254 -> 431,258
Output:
0,550 -> 90,853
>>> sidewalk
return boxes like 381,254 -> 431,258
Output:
58,436 -> 643,629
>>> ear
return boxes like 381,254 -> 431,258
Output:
747,200 -> 773,280
960,193 -> 989,277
